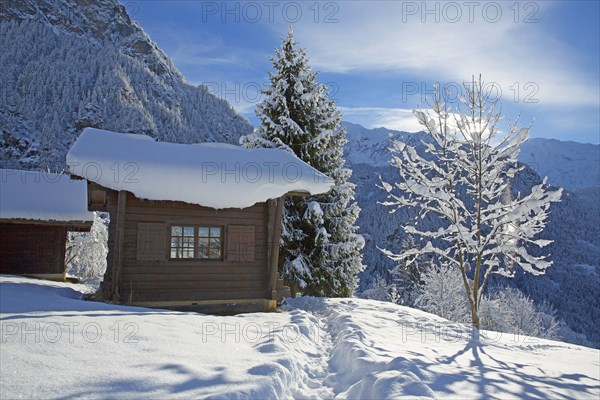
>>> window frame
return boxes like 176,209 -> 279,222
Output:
168,224 -> 224,261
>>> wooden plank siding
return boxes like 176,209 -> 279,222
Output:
109,190 -> 127,301
96,189 -> 274,305
99,188 -> 120,296
267,197 -> 285,297
0,223 -> 67,278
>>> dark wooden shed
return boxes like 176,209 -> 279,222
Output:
0,169 -> 94,281
67,128 -> 332,313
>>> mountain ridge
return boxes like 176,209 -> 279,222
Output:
342,121 -> 600,190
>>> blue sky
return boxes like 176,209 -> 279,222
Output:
125,1 -> 599,144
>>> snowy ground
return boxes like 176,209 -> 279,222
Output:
1,275 -> 598,399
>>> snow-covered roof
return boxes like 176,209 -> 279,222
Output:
66,128 -> 333,209
0,169 -> 94,224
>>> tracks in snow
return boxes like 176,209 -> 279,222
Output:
281,297 -> 436,399
281,297 -> 375,398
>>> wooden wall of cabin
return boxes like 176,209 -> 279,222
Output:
99,190 -> 272,303
0,223 -> 67,277
98,188 -> 119,298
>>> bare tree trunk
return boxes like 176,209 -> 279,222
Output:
470,302 -> 481,343
471,324 -> 481,344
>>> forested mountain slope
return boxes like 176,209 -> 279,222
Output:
0,0 -> 252,170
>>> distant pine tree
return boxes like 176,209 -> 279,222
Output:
241,27 -> 364,297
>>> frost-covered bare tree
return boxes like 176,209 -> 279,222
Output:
380,76 -> 563,340
415,264 -> 470,323
66,212 -> 109,282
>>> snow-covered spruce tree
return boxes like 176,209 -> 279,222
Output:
380,76 -> 562,340
240,28 -> 364,297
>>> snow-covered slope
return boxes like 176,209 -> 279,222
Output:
0,0 -> 252,170
1,275 -> 598,399
520,138 -> 600,190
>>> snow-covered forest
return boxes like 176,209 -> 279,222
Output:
0,3 -> 252,170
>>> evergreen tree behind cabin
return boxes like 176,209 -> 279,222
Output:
241,28 -> 364,297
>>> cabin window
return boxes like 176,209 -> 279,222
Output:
170,226 -> 195,259
169,225 -> 222,260
198,227 -> 221,259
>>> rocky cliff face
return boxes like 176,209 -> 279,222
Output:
0,0 -> 252,169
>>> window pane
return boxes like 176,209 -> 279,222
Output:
170,229 -> 181,258
210,227 -> 221,237
171,226 -> 195,258
198,237 -> 209,258
209,238 -> 221,258
198,227 -> 209,237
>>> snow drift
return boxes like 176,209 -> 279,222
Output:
1,275 -> 598,399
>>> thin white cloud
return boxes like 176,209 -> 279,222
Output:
291,1 -> 598,108
144,23 -> 262,84
231,99 -> 257,117
341,107 -> 423,132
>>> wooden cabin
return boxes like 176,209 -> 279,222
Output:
0,169 -> 94,281
67,128 -> 333,313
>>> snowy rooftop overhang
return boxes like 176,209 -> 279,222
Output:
66,128 -> 334,209
0,169 -> 94,228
